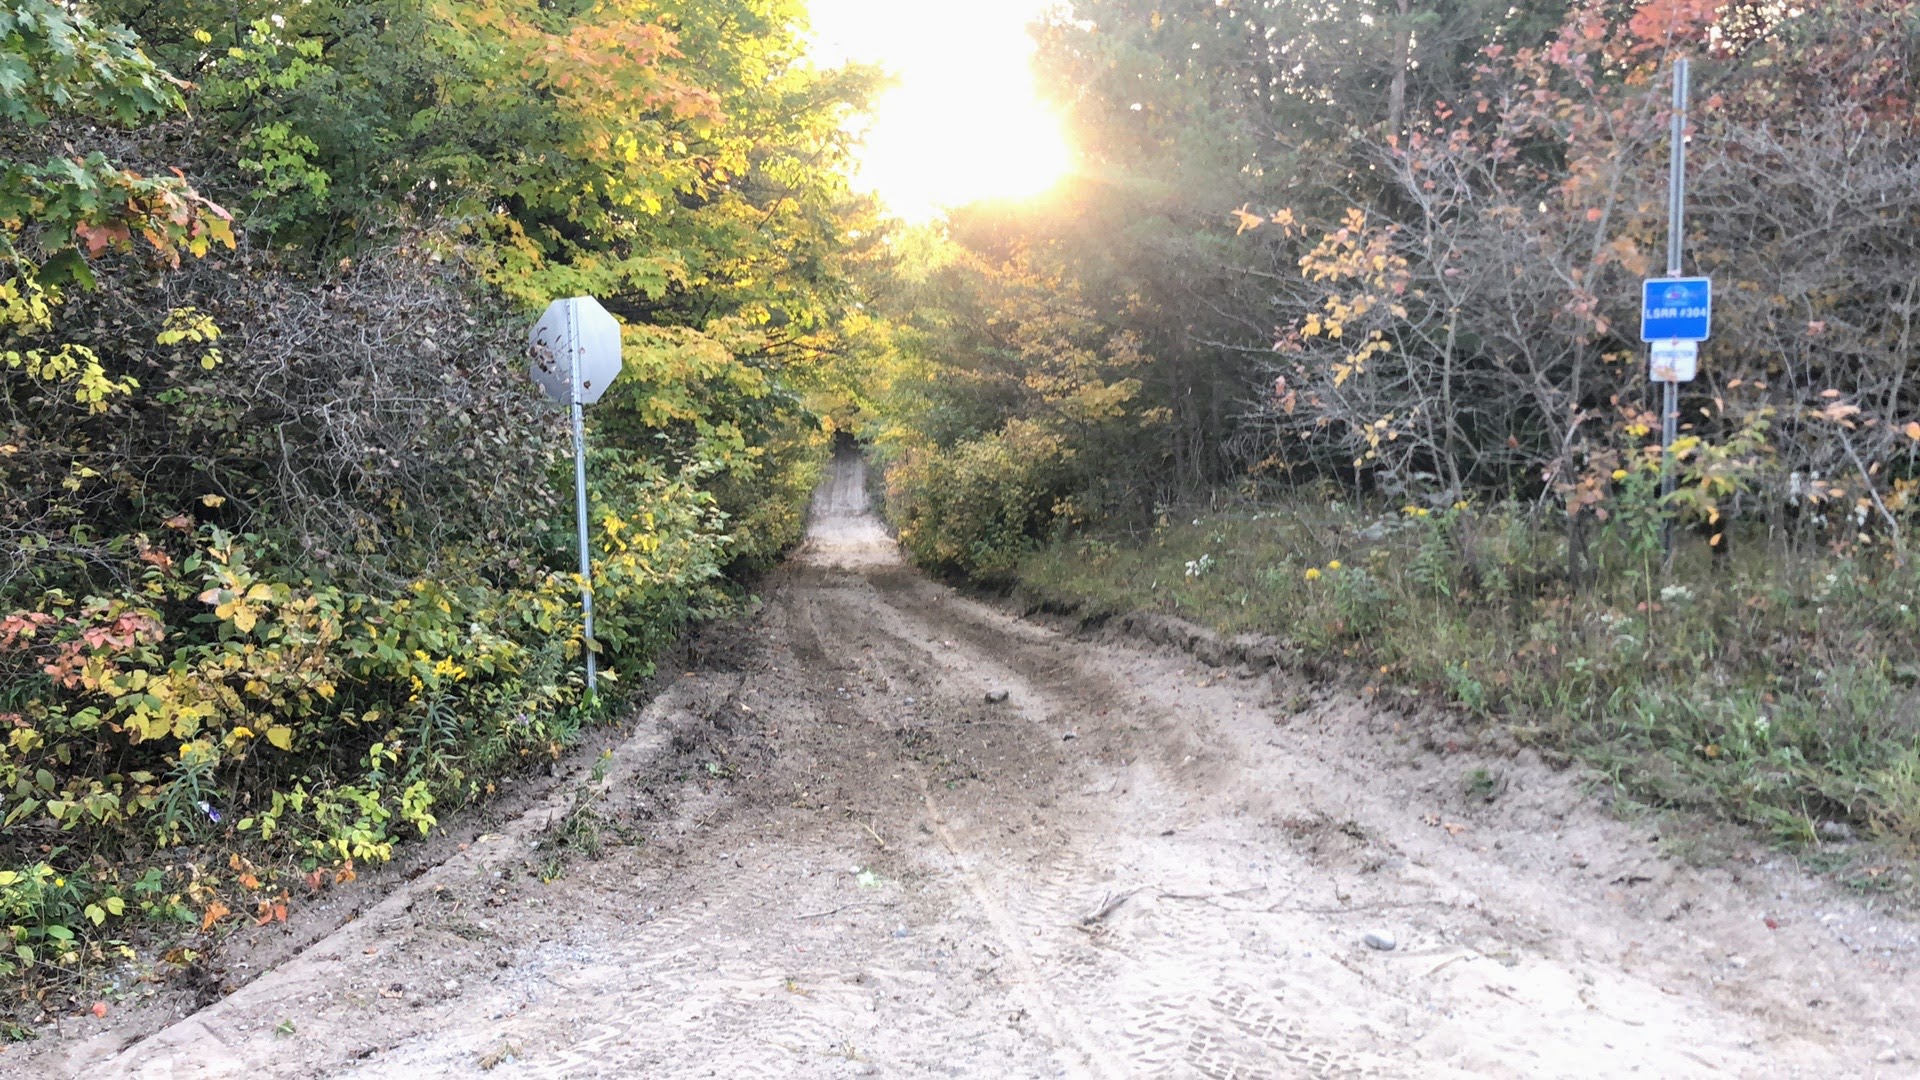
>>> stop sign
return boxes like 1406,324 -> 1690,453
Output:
529,296 -> 624,406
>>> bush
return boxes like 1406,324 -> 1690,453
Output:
0,455 -> 733,976
0,238 -> 766,993
884,420 -> 1077,584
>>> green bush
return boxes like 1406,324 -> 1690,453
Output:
0,453 -> 732,977
884,420 -> 1077,584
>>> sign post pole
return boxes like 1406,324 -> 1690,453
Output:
529,296 -> 623,696
569,300 -> 597,693
1659,57 -> 1690,565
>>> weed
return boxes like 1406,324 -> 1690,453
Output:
1462,768 -> 1505,803
1444,663 -> 1488,714
534,776 -> 628,882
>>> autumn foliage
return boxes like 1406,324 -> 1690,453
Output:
0,0 -> 877,1013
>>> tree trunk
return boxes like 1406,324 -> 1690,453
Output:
1567,506 -> 1591,591
1387,0 -> 1411,137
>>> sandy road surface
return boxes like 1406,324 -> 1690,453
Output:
35,448 -> 1920,1078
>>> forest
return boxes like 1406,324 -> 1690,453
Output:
4,0 -> 1920,1031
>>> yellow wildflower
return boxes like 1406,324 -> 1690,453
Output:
1304,568 -> 1322,581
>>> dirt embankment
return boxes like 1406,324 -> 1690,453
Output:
16,448 -> 1918,1078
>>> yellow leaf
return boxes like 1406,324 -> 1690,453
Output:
265,726 -> 294,751
200,494 -> 226,507
1904,422 -> 1920,442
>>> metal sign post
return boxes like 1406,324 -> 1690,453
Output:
1641,57 -> 1705,565
569,335 -> 595,692
529,297 -> 624,693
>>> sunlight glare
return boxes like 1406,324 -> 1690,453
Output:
807,0 -> 1072,220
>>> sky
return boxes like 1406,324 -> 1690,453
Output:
805,0 -> 1073,221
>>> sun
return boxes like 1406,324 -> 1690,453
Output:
806,0 -> 1073,220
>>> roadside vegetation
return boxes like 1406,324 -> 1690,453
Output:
873,0 -> 1920,876
1018,502 -> 1920,869
0,0 -> 878,1027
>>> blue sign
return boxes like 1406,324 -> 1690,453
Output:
1641,277 -> 1712,342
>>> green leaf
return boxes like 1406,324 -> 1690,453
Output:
34,247 -> 94,289
3,799 -> 40,829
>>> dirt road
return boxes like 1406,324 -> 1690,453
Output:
39,449 -> 1920,1077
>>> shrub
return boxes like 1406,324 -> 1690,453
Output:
884,420 -> 1076,583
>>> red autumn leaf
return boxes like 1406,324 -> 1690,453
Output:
1628,0 -> 1722,45
74,221 -> 131,255
90,1001 -> 108,1018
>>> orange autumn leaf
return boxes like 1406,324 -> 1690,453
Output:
1628,0 -> 1723,45
254,895 -> 289,926
200,899 -> 231,931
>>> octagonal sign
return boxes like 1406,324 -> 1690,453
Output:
529,296 -> 624,406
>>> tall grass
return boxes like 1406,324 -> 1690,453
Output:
1018,495 -> 1920,861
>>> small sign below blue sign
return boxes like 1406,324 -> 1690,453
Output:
1641,277 -> 1712,342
